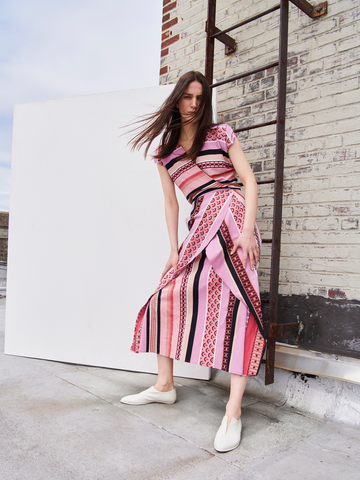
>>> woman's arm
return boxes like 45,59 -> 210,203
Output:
157,164 -> 179,279
228,136 -> 259,271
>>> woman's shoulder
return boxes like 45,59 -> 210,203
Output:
205,124 -> 236,149
153,144 -> 183,167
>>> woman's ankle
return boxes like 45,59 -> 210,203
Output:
154,379 -> 175,392
225,404 -> 241,421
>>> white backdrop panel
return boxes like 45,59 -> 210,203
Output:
5,86 -> 210,380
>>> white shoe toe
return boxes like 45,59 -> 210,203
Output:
214,416 -> 242,452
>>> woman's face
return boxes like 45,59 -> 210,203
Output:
177,81 -> 203,124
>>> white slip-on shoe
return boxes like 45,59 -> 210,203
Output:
214,415 -> 242,453
120,386 -> 176,405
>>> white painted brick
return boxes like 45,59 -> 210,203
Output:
323,51 -> 350,70
297,70 -> 336,90
299,43 -> 337,64
338,35 -> 360,52
351,188 -> 360,201
173,2 -> 192,15
330,174 -> 360,189
333,116 -> 360,135
308,245 -> 349,260
348,274 -> 360,289
325,0 -> 358,17
317,23 -> 358,48
160,0 -> 360,301
342,132 -> 359,146
168,56 -> 190,70
336,63 -> 360,80
297,95 -> 337,115
180,2 -> 204,21
301,18 -> 338,41
315,105 -> 356,124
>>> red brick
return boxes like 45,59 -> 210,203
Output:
162,30 -> 170,41
160,66 -> 168,76
161,48 -> 169,58
162,13 -> 170,23
328,288 -> 347,300
288,56 -> 298,67
161,34 -> 180,49
163,1 -> 176,14
163,0 -> 172,5
162,17 -> 178,31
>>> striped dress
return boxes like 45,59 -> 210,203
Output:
131,124 -> 265,376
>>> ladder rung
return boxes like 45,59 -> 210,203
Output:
234,120 -> 277,133
239,178 -> 274,187
210,61 -> 279,89
257,178 -> 275,185
262,239 -> 273,243
211,5 -> 281,38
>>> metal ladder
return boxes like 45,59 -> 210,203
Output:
204,0 -> 328,385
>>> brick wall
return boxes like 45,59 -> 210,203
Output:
159,0 -> 360,304
0,212 -> 9,263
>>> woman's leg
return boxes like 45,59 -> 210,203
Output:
154,354 -> 175,392
214,373 -> 247,451
225,374 -> 248,426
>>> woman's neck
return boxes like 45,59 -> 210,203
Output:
179,122 -> 198,150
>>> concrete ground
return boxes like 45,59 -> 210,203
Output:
1,296 -> 359,480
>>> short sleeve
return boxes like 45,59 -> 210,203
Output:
153,145 -> 163,166
225,124 -> 236,149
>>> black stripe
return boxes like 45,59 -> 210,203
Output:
156,290 -> 162,354
219,179 -> 240,186
189,196 -> 199,217
185,250 -> 206,362
146,306 -> 150,352
190,184 -> 242,203
197,148 -> 229,159
166,148 -> 230,170
226,298 -> 240,372
165,154 -> 185,170
217,230 -> 265,337
256,347 -> 266,375
186,180 -> 216,200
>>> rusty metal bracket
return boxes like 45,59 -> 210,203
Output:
268,322 -> 302,340
290,0 -> 328,18
205,22 -> 236,55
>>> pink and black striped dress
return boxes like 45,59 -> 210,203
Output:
131,124 -> 265,376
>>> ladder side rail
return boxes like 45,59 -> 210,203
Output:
205,0 -> 217,85
265,0 -> 289,386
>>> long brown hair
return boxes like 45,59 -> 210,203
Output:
128,71 -> 214,162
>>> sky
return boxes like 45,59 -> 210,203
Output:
0,0 -> 163,211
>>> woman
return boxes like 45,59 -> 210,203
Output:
121,71 -> 265,453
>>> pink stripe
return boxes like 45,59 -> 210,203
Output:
213,283 -> 231,370
178,170 -> 204,190
228,302 -> 246,374
189,257 -> 212,365
139,308 -> 147,352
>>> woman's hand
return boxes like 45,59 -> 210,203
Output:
231,229 -> 259,271
161,250 -> 179,280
